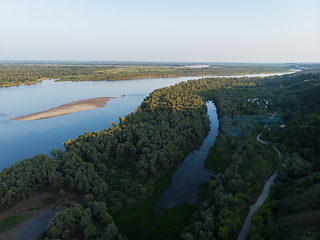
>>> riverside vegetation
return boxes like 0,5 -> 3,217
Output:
0,62 -> 292,87
0,69 -> 319,239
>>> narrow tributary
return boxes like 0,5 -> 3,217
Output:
156,101 -> 219,209
143,101 -> 219,239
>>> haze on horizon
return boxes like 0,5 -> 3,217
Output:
1,0 -> 319,63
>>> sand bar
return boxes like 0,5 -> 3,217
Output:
12,97 -> 116,121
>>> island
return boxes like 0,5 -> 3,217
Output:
12,97 -> 116,121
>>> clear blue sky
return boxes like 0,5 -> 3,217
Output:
1,0 -> 319,62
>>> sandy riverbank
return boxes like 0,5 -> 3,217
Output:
12,97 -> 116,121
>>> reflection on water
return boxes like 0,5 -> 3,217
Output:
156,102 -> 219,209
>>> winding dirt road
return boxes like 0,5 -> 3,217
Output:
237,110 -> 281,240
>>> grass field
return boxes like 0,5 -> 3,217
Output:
204,144 -> 230,173
42,197 -> 58,205
273,176 -> 320,239
0,214 -> 30,233
145,204 -> 198,240
113,205 -> 156,240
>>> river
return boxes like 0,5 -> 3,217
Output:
21,210 -> 58,240
0,75 -> 203,170
0,72 -> 291,171
0,72 -> 293,239
156,101 -> 218,209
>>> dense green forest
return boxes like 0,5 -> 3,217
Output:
0,62 -> 291,87
246,70 -> 320,240
0,69 -> 319,239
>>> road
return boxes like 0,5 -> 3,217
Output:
237,110 -> 281,240
237,171 -> 277,240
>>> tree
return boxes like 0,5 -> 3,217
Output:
105,223 -> 119,238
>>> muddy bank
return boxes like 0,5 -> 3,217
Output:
0,192 -> 81,240
12,97 -> 116,121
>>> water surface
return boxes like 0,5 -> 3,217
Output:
0,72 -> 290,171
156,102 -> 218,208
21,209 -> 57,240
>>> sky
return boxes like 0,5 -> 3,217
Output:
0,0 -> 319,63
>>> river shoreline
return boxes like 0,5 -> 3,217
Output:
0,192 -> 81,240
1,70 -> 294,88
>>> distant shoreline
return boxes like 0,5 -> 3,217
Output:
12,97 -> 116,121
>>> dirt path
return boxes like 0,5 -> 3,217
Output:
237,171 -> 277,240
237,111 -> 282,240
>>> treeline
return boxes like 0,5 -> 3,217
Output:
46,199 -> 128,240
0,154 -> 64,208
0,62 -> 290,87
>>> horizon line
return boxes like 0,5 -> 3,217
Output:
1,60 -> 320,65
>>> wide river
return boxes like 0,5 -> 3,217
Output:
0,72 -> 290,171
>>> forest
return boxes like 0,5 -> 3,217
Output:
0,68 -> 319,239
179,70 -> 320,240
0,62 -> 291,87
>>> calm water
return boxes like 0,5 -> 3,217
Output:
156,101 -> 218,209
0,76 -> 200,170
20,209 -> 58,240
0,72 -> 292,239
0,72 -> 290,171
